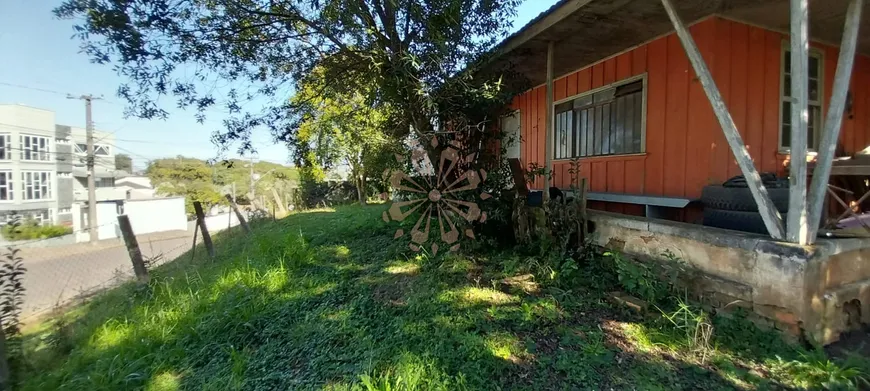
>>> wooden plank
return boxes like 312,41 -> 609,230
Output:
664,34 -> 689,197
189,219 -> 199,261
524,92 -> 531,167
746,26 -> 766,172
592,161 -> 607,192
530,88 -> 538,185
607,161 -> 625,198
661,0 -> 785,239
632,45 -> 648,76
193,201 -> 215,258
625,159 -> 645,194
729,22 -> 750,179
578,68 -> 592,93
787,0 -> 810,244
711,18 -> 732,184
762,30 -> 783,173
554,76 -> 567,101
538,87 -> 547,188
616,52 -> 632,80
117,214 -> 149,284
592,63 -> 605,88
566,72 -> 578,97
545,41 -> 554,200
645,36 -> 668,196
604,58 -> 617,84
830,165 -> 870,176
562,163 -> 571,188
686,20 -> 714,198
508,158 -> 529,196
807,0 -> 864,242
226,194 -> 252,234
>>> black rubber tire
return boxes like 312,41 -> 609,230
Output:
702,209 -> 776,235
701,185 -> 789,212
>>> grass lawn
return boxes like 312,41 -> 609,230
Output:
19,205 -> 869,390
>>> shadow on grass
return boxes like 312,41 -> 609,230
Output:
19,205 -> 825,390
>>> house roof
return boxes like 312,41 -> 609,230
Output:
490,0 -> 870,86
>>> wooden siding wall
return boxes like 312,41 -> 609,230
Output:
511,16 -> 870,219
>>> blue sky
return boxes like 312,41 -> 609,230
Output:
0,0 -> 556,170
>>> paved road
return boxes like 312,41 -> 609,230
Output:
20,233 -> 192,319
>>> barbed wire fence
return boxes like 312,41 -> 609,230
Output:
0,199 -> 255,385
15,219 -> 202,324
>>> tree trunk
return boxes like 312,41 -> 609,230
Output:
357,175 -> 367,205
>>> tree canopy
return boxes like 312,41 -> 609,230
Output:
291,67 -> 398,203
114,154 -> 133,173
146,156 -> 298,214
54,0 -> 526,156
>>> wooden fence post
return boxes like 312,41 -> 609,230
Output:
806,0 -> 864,242
225,194 -> 251,234
190,220 -> 199,261
193,201 -> 215,259
117,214 -> 149,284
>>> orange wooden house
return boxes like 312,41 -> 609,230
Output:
493,0 -> 870,223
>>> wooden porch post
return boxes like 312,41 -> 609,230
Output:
787,0 -> 811,244
806,0 -> 864,242
544,40 -> 554,201
661,0 -> 785,240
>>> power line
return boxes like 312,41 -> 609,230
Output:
0,82 -> 71,97
0,81 -> 125,106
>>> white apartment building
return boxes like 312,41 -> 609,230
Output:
0,104 -> 126,226
0,104 -> 69,225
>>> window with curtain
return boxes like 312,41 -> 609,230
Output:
553,78 -> 645,159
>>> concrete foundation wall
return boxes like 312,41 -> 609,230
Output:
588,211 -> 870,344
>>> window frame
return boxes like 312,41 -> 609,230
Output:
0,171 -> 13,202
551,73 -> 648,160
19,134 -> 51,162
0,134 -> 11,161
21,171 -> 53,201
779,43 -> 825,152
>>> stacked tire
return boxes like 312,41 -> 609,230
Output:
701,177 -> 789,235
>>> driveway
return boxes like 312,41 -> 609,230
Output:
20,231 -> 192,319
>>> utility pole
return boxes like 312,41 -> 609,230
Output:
68,94 -> 102,243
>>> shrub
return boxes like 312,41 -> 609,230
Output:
1,220 -> 72,241
605,251 -> 666,303
777,350 -> 870,390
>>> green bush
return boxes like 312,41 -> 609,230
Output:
1,220 -> 72,241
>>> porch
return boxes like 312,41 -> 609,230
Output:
494,0 -> 870,344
